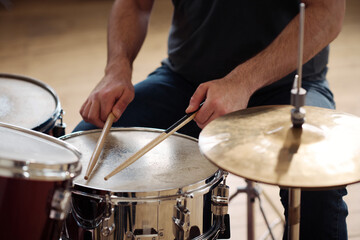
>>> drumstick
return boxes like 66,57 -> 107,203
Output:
84,112 -> 116,180
104,104 -> 203,181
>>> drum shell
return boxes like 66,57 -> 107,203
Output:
0,176 -> 72,240
60,128 -> 224,240
0,122 -> 82,240
64,172 -> 222,240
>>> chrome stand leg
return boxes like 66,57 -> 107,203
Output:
230,180 -> 255,240
229,180 -> 282,240
258,196 -> 276,240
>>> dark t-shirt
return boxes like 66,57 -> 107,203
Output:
162,0 -> 328,84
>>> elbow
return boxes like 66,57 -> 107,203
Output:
304,0 -> 346,44
329,9 -> 345,42
323,0 -> 346,43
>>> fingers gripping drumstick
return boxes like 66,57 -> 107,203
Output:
104,104 -> 203,181
84,112 -> 116,180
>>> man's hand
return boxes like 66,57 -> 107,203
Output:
80,72 -> 134,128
79,0 -> 154,128
186,76 -> 251,129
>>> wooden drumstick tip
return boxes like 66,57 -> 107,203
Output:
104,176 -> 109,181
84,112 -> 116,180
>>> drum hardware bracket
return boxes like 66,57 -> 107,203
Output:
172,198 -> 191,239
290,75 -> 307,128
211,183 -> 229,216
126,228 -> 159,240
104,194 -> 113,218
52,109 -> 67,137
49,189 -> 71,220
100,195 -> 115,237
71,192 -> 112,229
211,182 -> 230,238
100,217 -> 115,237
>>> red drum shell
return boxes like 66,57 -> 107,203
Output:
0,177 -> 71,240
0,123 -> 81,240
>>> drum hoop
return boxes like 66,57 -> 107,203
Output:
0,73 -> 62,132
62,128 -> 223,202
70,169 -> 223,204
0,122 -> 82,181
110,169 -> 224,203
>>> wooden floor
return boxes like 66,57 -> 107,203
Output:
1,0 -> 359,239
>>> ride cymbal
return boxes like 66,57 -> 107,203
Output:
199,105 -> 360,189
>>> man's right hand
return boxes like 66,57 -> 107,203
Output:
80,70 -> 134,128
80,0 -> 154,128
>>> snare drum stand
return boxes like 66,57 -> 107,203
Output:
229,180 -> 285,240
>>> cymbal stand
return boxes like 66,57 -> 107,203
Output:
288,188 -> 301,240
288,3 -> 306,240
229,180 -> 285,240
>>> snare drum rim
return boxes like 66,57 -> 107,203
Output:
0,73 -> 62,132
61,127 -> 223,202
0,122 -> 82,181
71,168 -> 223,204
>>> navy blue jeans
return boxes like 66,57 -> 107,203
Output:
74,64 -> 348,240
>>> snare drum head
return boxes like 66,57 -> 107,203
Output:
0,123 -> 81,180
0,74 -> 59,130
63,128 -> 219,192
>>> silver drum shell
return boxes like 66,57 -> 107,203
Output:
61,128 -> 224,240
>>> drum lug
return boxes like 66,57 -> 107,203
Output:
211,183 -> 229,216
172,198 -> 191,240
49,189 -> 71,220
125,228 -> 159,240
101,217 -> 115,237
100,194 -> 115,236
211,183 -> 230,237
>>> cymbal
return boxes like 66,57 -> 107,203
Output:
199,105 -> 360,189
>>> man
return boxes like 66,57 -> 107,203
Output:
74,0 -> 347,239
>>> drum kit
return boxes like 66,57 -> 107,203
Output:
1,3 -> 360,240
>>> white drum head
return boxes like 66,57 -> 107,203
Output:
0,123 -> 81,180
63,128 -> 219,193
0,74 -> 59,130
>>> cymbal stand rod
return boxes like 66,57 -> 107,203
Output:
291,3 -> 307,128
229,180 -> 255,240
247,180 -> 256,240
297,3 -> 305,91
288,188 -> 301,240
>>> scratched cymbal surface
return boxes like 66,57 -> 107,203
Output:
199,105 -> 360,189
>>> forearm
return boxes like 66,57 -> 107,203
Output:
105,0 -> 154,77
228,0 -> 345,96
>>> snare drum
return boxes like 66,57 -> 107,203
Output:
0,122 -> 81,240
61,128 -> 229,240
0,73 -> 65,136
